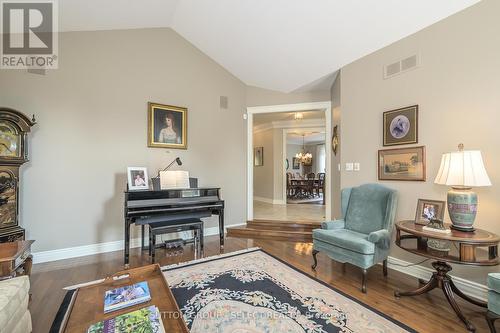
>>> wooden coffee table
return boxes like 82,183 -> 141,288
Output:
60,264 -> 188,333
0,240 -> 34,279
394,220 -> 500,332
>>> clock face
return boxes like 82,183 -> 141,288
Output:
0,122 -> 21,158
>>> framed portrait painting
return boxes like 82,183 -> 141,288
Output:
415,199 -> 446,225
292,157 -> 300,169
378,146 -> 426,181
383,105 -> 418,146
127,167 -> 149,191
148,102 -> 187,149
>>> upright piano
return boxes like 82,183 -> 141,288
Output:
124,187 -> 224,267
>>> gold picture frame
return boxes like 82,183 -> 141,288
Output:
383,105 -> 418,146
148,102 -> 187,149
378,146 -> 426,181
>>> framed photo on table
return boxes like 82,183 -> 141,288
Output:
127,167 -> 149,191
383,105 -> 418,146
378,146 -> 426,181
415,199 -> 446,225
148,102 -> 187,149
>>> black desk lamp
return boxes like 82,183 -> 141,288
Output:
157,157 -> 182,176
152,157 -> 182,190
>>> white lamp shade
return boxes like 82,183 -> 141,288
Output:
434,150 -> 491,187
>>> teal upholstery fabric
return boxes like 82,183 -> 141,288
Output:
312,183 -> 398,271
345,184 -> 392,234
321,220 -> 345,230
313,229 -> 375,254
488,273 -> 500,314
488,291 -> 500,315
488,273 -> 500,291
367,229 -> 391,250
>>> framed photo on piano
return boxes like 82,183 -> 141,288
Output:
127,167 -> 149,191
148,102 -> 187,149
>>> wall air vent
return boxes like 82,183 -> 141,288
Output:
384,54 -> 419,79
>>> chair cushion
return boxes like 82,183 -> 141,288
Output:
488,273 -> 500,291
345,184 -> 390,234
312,229 -> 375,254
0,276 -> 30,331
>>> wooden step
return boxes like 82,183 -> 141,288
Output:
226,226 -> 312,242
247,219 -> 321,232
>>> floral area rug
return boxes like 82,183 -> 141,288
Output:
162,248 -> 415,333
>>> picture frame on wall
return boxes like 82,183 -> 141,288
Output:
292,157 -> 300,169
127,167 -> 149,191
254,147 -> 264,166
383,105 -> 418,146
415,199 -> 446,225
148,102 -> 187,149
378,146 -> 426,181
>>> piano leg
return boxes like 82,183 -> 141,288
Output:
200,222 -> 204,257
124,220 -> 130,269
219,209 -> 225,250
141,225 -> 145,250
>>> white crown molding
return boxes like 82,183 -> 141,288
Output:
32,225 -> 245,264
253,118 -> 325,134
386,256 -> 488,301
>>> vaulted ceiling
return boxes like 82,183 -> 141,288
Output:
60,0 -> 480,92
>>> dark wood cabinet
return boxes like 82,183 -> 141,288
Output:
0,108 -> 35,243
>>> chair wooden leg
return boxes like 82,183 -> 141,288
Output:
361,269 -> 367,293
311,250 -> 319,270
487,311 -> 499,333
383,259 -> 388,277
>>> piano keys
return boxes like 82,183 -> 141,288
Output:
124,187 -> 224,267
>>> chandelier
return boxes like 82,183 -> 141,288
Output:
295,134 -> 312,164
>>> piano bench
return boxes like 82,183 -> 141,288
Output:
148,218 -> 204,263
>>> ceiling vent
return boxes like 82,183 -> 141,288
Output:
384,54 -> 419,79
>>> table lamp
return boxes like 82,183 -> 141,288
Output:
434,144 -> 491,232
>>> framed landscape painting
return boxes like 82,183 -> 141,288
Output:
383,105 -> 418,146
378,146 -> 426,181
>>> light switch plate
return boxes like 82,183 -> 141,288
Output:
345,163 -> 354,171
354,163 -> 360,171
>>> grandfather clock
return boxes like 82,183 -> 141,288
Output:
0,108 -> 35,243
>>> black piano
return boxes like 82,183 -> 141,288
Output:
124,187 -> 224,267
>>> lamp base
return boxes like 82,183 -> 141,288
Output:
447,187 -> 477,232
449,224 -> 475,233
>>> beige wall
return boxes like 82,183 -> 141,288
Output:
340,0 -> 500,283
246,85 -> 330,107
253,129 -> 274,200
0,28 -> 247,252
330,72 -> 342,218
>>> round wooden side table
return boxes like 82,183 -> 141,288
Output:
394,220 -> 500,332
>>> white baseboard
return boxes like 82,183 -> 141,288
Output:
387,256 -> 488,301
32,224 -> 245,264
254,196 -> 285,205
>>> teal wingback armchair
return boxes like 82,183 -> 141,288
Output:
311,183 -> 398,293
486,273 -> 500,332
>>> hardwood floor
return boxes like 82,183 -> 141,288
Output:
30,235 -> 491,333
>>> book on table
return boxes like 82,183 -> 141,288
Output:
87,305 -> 165,333
104,281 -> 151,313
